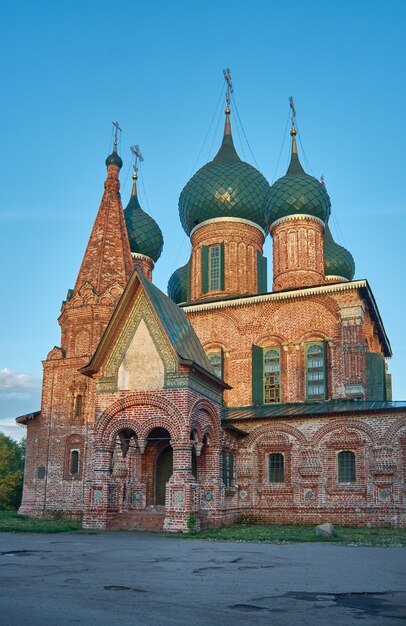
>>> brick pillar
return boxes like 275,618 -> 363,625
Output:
132,253 -> 154,281
163,441 -> 199,533
270,214 -> 325,291
340,304 -> 367,398
82,447 -> 113,529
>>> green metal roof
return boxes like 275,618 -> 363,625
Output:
137,271 -> 213,374
105,147 -> 123,169
179,113 -> 271,235
222,400 -> 406,422
265,140 -> 331,226
167,260 -> 189,304
124,185 -> 164,262
324,225 -> 355,280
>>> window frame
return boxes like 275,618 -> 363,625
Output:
305,342 -> 326,401
69,449 -> 80,476
74,394 -> 83,418
263,347 -> 281,404
206,349 -> 223,379
268,452 -> 284,483
337,450 -> 356,483
222,450 -> 235,489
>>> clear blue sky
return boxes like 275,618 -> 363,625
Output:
1,0 -> 405,439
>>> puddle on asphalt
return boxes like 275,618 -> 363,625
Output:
104,585 -> 147,592
0,550 -> 51,557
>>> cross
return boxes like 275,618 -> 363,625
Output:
130,144 -> 144,172
112,120 -> 122,147
289,97 -> 296,129
223,68 -> 233,107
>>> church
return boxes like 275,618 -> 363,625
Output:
17,84 -> 406,531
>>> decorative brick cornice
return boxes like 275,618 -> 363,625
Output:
270,213 -> 325,231
190,216 -> 266,238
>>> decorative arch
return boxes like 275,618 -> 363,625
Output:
94,393 -> 183,445
383,417 -> 406,445
189,398 -> 221,446
310,419 -> 379,446
242,422 -> 308,450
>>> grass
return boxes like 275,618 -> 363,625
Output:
181,523 -> 406,547
0,510 -> 82,533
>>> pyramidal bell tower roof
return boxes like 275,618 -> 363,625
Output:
74,130 -> 133,295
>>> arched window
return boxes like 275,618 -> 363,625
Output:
70,450 -> 79,475
74,394 -> 83,418
306,343 -> 326,400
207,350 -> 223,379
337,451 -> 356,483
264,349 -> 281,403
269,453 -> 284,483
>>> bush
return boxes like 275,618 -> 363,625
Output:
0,434 -> 25,510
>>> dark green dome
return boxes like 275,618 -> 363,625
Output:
179,112 -> 271,235
124,177 -> 164,262
105,145 -> 123,169
168,260 -> 189,304
265,134 -> 331,226
324,225 -> 355,281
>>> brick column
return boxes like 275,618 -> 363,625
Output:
82,447 -> 113,529
132,253 -> 154,281
163,441 -> 199,533
340,304 -> 367,398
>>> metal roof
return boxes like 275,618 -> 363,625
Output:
222,400 -> 406,422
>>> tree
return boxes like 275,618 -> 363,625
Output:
0,434 -> 25,510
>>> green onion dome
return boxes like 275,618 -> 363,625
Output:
179,109 -> 271,235
105,142 -> 123,169
265,130 -> 331,227
324,224 -> 355,281
124,173 -> 164,262
167,259 -> 189,304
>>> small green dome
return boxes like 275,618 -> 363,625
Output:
168,260 -> 189,304
124,177 -> 164,262
324,225 -> 355,280
105,145 -> 123,169
179,111 -> 271,235
265,134 -> 331,226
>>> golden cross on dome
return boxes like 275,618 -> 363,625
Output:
130,145 -> 144,179
223,68 -> 233,109
112,120 -> 122,149
289,96 -> 297,135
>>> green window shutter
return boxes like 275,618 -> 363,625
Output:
219,242 -> 225,290
252,344 -> 264,404
201,245 -> 209,293
366,352 -> 386,401
228,453 -> 234,486
257,252 -> 268,294
221,450 -> 228,485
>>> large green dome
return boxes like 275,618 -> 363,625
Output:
124,176 -> 164,263
324,225 -> 355,281
167,260 -> 189,304
265,134 -> 331,226
179,111 -> 271,235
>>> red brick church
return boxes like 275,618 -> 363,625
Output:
17,92 -> 406,530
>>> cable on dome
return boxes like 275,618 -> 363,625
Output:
271,107 -> 291,183
189,81 -> 226,177
138,162 -> 153,216
230,93 -> 261,171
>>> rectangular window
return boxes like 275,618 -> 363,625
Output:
264,348 -> 281,403
306,343 -> 326,400
207,350 -> 223,379
70,450 -> 80,475
269,453 -> 284,483
222,450 -> 234,488
209,245 -> 221,291
338,450 -> 356,483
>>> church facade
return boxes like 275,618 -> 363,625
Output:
17,99 -> 406,531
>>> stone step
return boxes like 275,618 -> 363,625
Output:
108,510 -> 165,531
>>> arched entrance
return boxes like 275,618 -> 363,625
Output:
155,445 -> 173,505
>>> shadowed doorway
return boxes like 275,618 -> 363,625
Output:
155,445 -> 173,505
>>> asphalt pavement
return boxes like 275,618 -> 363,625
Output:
0,531 -> 405,625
